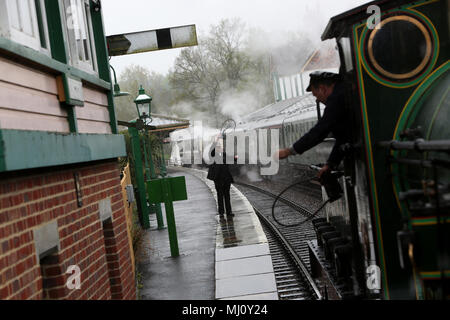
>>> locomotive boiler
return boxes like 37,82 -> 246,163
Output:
306,0 -> 449,300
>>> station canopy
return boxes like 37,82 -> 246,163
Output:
235,93 -> 320,131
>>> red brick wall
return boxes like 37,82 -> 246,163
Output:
0,160 -> 136,300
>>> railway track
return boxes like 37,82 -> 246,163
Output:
234,181 -> 326,300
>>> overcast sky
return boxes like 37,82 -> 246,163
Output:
102,0 -> 370,77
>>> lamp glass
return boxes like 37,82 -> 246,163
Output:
137,102 -> 150,118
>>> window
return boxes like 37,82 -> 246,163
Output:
61,0 -> 97,73
0,0 -> 50,53
339,37 -> 353,73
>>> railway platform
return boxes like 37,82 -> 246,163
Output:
136,167 -> 278,300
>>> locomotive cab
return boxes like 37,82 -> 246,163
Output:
310,0 -> 449,300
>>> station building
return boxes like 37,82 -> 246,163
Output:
0,0 -> 135,299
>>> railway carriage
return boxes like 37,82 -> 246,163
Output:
231,94 -> 333,178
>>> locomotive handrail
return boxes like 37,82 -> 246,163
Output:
399,184 -> 450,201
309,164 -> 343,175
390,157 -> 450,169
310,164 -> 324,172
378,139 -> 450,152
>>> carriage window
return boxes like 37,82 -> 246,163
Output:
1,0 -> 50,53
339,37 -> 353,72
62,0 -> 97,73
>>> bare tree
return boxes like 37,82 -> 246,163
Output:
169,18 -> 262,128
114,65 -> 174,122
206,18 -> 251,89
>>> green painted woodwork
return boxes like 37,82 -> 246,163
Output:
161,178 -> 180,257
89,1 -> 119,134
66,104 -> 79,133
147,176 -> 188,204
0,0 -> 122,166
89,0 -> 111,82
44,0 -> 68,63
146,134 -> 158,180
106,91 -> 119,134
0,130 -> 126,173
143,133 -> 165,229
147,176 -> 187,257
160,139 -> 167,177
128,127 -> 150,229
0,37 -> 110,90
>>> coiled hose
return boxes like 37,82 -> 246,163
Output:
271,179 -> 330,227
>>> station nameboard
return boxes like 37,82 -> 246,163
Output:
107,24 -> 198,56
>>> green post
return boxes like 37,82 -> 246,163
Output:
161,177 -> 179,257
160,137 -> 167,177
147,176 -> 187,258
141,136 -> 151,182
129,127 -> 150,229
146,132 -> 165,229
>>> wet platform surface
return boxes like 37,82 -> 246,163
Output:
136,167 -> 277,300
136,170 -> 217,299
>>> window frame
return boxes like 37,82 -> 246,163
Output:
0,0 -> 51,55
60,0 -> 98,75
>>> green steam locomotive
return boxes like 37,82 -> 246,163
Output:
308,0 -> 449,299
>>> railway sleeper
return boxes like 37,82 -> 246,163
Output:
276,280 -> 302,286
274,271 -> 298,276
277,273 -> 297,279
280,292 -> 309,299
277,283 -> 306,290
273,266 -> 296,272
278,287 -> 303,293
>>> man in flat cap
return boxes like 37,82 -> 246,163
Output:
277,71 -> 350,178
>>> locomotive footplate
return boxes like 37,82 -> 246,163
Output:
307,240 -> 354,299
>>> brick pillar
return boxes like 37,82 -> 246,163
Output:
40,254 -> 69,299
102,219 -> 123,299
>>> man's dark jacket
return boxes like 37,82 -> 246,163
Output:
292,81 -> 350,168
207,147 -> 234,184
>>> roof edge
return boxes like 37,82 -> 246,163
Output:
321,0 -> 413,40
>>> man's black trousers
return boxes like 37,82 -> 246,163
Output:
214,181 -> 232,215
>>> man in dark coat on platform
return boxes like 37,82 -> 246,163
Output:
277,71 -> 351,178
207,136 -> 235,217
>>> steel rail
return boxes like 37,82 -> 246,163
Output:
234,181 -> 323,299
234,181 -> 316,218
252,203 -> 323,300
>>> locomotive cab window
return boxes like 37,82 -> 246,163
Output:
338,37 -> 353,72
0,0 -> 51,54
61,0 -> 98,74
